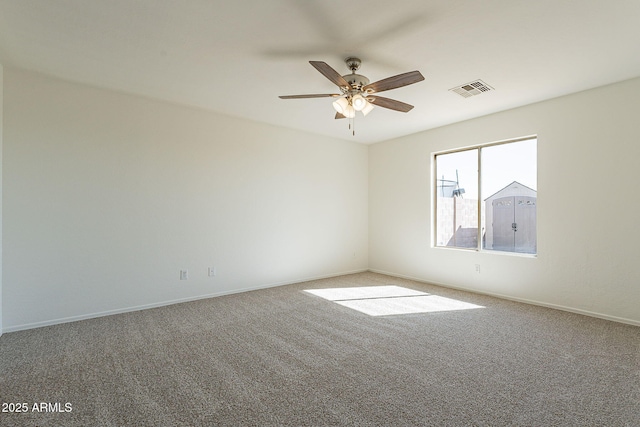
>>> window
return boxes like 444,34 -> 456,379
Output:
435,137 -> 537,254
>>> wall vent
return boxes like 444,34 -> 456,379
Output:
450,80 -> 494,98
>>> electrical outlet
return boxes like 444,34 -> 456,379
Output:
475,264 -> 481,273
208,267 -> 216,277
180,269 -> 188,280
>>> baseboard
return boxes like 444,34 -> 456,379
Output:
368,268 -> 640,327
2,268 -> 368,334
7,267 -> 636,333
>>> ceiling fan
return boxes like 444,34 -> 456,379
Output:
279,57 -> 425,127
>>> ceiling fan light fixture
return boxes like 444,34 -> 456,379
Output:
344,104 -> 356,119
351,94 -> 367,111
361,101 -> 374,116
332,97 -> 349,114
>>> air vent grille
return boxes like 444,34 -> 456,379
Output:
450,80 -> 494,98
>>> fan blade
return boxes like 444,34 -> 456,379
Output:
367,96 -> 414,112
335,112 -> 346,119
279,94 -> 340,99
309,61 -> 351,89
363,70 -> 424,94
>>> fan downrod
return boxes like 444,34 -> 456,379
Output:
342,57 -> 369,90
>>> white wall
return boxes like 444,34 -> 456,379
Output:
369,77 -> 640,325
2,68 -> 369,331
4,67 -> 639,332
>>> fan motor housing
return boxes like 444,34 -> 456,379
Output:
343,73 -> 370,90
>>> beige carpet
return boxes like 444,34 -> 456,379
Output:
1,272 -> 638,426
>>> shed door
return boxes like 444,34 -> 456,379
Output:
492,196 -> 537,253
492,197 -> 515,251
514,196 -> 536,253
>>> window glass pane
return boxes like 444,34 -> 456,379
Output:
481,139 -> 537,254
436,150 -> 478,249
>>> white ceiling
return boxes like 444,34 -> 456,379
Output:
1,0 -> 640,144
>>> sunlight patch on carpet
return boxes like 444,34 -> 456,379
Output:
304,285 -> 484,316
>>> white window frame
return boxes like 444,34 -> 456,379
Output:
433,135 -> 537,255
